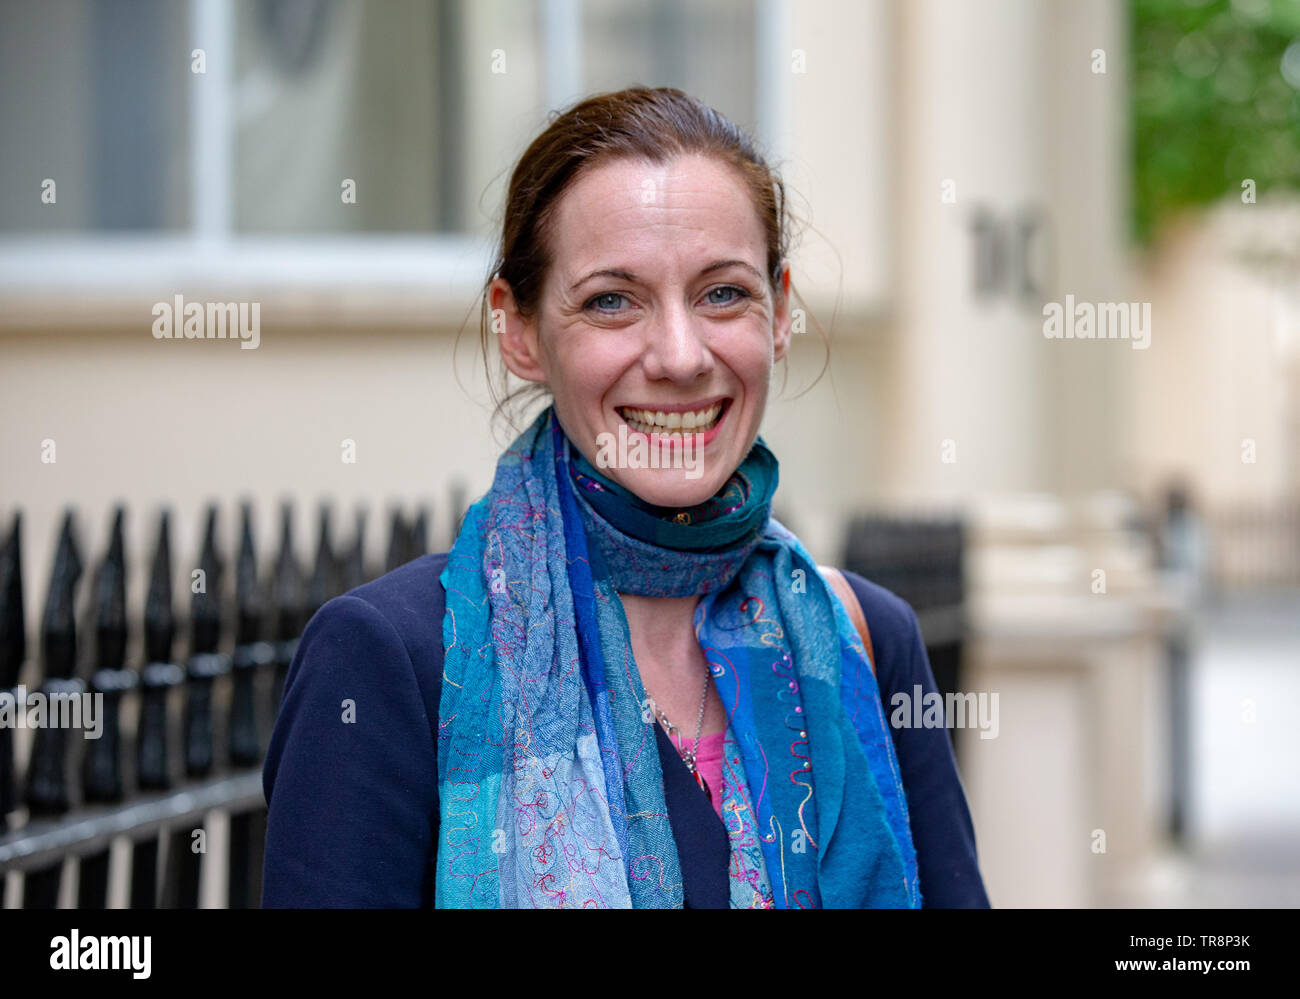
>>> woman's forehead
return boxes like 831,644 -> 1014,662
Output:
547,155 -> 766,281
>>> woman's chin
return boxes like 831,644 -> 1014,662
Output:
617,468 -> 728,509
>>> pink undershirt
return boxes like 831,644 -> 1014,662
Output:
673,732 -> 727,820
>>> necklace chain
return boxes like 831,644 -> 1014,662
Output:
645,668 -> 711,775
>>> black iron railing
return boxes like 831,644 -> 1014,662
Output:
841,513 -> 967,754
1208,503 -> 1300,589
0,498 -> 447,908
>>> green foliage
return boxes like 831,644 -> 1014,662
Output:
1132,0 -> 1300,244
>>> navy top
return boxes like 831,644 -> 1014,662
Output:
262,552 -> 991,908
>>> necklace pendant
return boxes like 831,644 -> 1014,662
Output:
693,769 -> 709,797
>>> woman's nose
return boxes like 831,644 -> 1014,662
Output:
640,302 -> 713,382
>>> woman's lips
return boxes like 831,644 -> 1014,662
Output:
616,398 -> 731,450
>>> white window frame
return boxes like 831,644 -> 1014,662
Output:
0,0 -> 791,329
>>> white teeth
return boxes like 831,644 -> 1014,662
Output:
618,402 -> 725,436
617,402 -> 723,433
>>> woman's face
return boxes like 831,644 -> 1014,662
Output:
493,153 -> 791,508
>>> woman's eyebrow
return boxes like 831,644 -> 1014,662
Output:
700,259 -> 764,282
568,259 -> 763,293
569,268 -> 638,293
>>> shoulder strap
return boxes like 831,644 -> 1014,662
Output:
818,565 -> 875,676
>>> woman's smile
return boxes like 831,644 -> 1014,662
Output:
614,397 -> 732,448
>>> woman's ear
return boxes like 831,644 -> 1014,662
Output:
772,261 -> 793,363
490,278 -> 547,383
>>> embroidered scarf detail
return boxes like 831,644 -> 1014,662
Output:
436,406 -> 921,908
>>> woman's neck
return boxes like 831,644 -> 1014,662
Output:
618,590 -> 729,740
617,591 -> 701,667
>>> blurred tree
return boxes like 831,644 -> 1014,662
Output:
1133,0 -> 1300,243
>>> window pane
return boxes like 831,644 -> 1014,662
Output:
457,0 -> 550,241
582,0 -> 758,138
233,0 -> 537,236
0,0 -> 191,234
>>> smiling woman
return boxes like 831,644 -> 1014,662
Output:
261,86 -> 990,910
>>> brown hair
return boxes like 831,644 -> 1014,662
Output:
471,85 -> 828,435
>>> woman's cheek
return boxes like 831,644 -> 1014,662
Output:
732,329 -> 779,375
724,314 -> 776,349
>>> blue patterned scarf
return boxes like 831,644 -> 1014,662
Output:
437,405 -> 920,908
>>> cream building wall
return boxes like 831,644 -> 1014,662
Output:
1129,201 -> 1300,509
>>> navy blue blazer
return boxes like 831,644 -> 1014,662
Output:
262,552 -> 991,908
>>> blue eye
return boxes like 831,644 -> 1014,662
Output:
705,286 -> 749,306
586,292 -> 628,313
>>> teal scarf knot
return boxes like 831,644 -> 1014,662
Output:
437,405 -> 921,908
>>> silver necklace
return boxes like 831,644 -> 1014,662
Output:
645,670 -> 712,794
